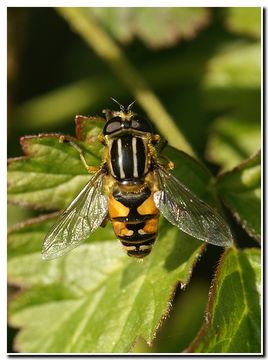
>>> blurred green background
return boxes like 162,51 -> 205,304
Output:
7,7 -> 261,353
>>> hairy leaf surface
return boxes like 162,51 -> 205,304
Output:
8,215 -> 203,353
7,118 -> 104,210
187,248 -> 261,353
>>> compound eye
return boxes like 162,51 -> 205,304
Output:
106,121 -> 121,133
131,119 -> 140,129
104,117 -> 122,134
131,116 -> 151,132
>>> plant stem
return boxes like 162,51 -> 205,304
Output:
56,7 -> 195,156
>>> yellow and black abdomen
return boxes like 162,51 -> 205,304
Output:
108,185 -> 159,258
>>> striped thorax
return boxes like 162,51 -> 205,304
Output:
107,135 -> 148,182
103,107 -> 159,258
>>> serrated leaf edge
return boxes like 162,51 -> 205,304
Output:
217,150 -> 260,179
185,247 -> 260,353
216,150 -> 261,243
132,243 -> 206,352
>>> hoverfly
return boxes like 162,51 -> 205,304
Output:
42,100 -> 233,260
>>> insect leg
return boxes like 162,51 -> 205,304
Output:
152,134 -> 168,152
147,134 -> 166,158
146,134 -> 157,157
59,135 -> 99,174
161,158 -> 174,170
100,217 -> 109,228
98,133 -> 106,145
151,134 -> 161,143
146,134 -> 174,170
102,109 -> 114,121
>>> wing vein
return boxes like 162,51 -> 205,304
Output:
42,169 -> 108,260
153,166 -> 233,247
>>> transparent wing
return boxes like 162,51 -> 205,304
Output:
153,166 -> 233,247
42,169 -> 108,260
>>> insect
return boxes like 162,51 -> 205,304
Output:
42,100 -> 233,260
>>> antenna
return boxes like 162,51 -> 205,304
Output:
127,100 -> 136,111
111,97 -> 125,112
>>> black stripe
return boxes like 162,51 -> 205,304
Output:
136,137 -> 146,177
118,233 -> 156,242
112,214 -> 158,223
127,248 -> 152,258
110,140 -> 120,178
121,135 -> 134,179
120,239 -> 155,246
113,187 -> 151,208
126,222 -> 145,231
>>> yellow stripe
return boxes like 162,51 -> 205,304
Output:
117,138 -> 125,179
132,137 -> 138,178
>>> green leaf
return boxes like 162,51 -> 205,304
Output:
204,42 -> 260,90
8,8 -> 262,354
153,280 -> 209,353
203,42 -> 261,119
206,114 -> 261,171
225,8 -> 261,39
217,152 -> 261,242
132,280 -> 210,353
203,41 -> 260,171
7,118 -> 104,210
90,7 -> 210,49
10,107 -> 252,353
187,248 -> 261,353
7,204 -> 32,227
8,213 -> 115,261
8,115 -> 223,352
8,215 -> 203,353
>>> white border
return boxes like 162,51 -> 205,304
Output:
260,6 -> 264,357
2,0 -> 268,6
2,1 -> 265,358
1,3 -> 7,360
